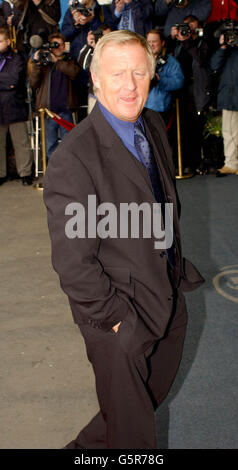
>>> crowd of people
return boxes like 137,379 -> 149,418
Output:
1,0 -> 238,186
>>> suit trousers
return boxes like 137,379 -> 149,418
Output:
222,109 -> 238,171
0,122 -> 32,178
66,292 -> 187,449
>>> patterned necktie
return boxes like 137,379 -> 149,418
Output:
134,121 -> 174,267
120,4 -> 130,30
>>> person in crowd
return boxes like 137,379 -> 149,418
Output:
145,28 -> 184,125
29,31 -> 80,159
43,29 -> 204,449
155,0 -> 211,38
14,0 -> 61,56
61,0 -> 101,62
1,0 -> 22,29
203,0 -> 238,53
78,22 -> 112,113
110,0 -> 153,35
211,25 -> 238,175
206,0 -> 238,23
169,15 -> 213,173
0,26 -> 33,186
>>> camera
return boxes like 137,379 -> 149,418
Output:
155,55 -> 168,74
36,42 -> 60,66
174,23 -> 191,37
70,0 -> 93,16
216,21 -> 238,47
171,0 -> 187,6
91,28 -> 103,43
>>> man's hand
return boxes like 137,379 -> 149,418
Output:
112,321 -> 121,333
33,50 -> 40,63
32,0 -> 42,5
7,14 -> 14,26
115,0 -> 125,14
50,53 -> 58,63
87,31 -> 96,48
219,34 -> 227,49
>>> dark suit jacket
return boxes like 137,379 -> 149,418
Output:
43,103 -> 204,353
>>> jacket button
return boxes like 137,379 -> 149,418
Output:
160,251 -> 166,257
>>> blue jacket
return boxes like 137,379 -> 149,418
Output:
145,54 -> 184,112
111,0 -> 153,36
61,8 -> 101,62
155,0 -> 211,37
210,46 -> 238,111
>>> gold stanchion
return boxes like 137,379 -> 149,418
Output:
33,108 -> 47,190
9,25 -> 17,52
175,98 -> 193,180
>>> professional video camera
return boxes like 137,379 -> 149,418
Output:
215,20 -> 238,47
70,0 -> 93,16
38,42 -> 60,65
171,0 -> 187,6
30,35 -> 60,65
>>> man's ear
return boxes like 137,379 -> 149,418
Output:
91,70 -> 100,91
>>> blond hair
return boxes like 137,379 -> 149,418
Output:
90,30 -> 156,79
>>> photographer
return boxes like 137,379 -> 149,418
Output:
145,28 -> 184,124
0,26 -> 33,186
15,0 -> 61,57
61,0 -> 101,62
29,32 -> 80,159
111,0 -> 153,36
155,0 -> 211,38
211,22 -> 238,175
1,1 -> 22,29
170,15 -> 213,173
78,23 -> 111,113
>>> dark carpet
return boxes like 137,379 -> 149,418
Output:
156,174 -> 238,449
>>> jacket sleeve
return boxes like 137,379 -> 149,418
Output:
29,62 -> 44,89
0,53 -> 25,90
210,47 -> 228,72
192,0 -> 211,23
61,8 -> 80,41
181,37 -> 210,67
158,55 -> 184,91
37,0 -> 61,24
56,58 -> 80,80
155,0 -> 170,16
43,139 -> 131,331
131,0 -> 153,20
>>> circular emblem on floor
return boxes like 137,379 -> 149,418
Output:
213,265 -> 238,303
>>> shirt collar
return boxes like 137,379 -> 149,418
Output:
98,101 -> 144,148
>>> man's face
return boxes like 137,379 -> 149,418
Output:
91,42 -> 151,122
147,33 -> 164,56
0,34 -> 11,53
185,19 -> 199,31
50,38 -> 65,57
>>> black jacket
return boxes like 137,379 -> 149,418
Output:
174,36 -> 213,112
210,46 -> 238,111
0,47 -> 28,125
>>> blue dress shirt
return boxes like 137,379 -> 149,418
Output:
98,101 -> 145,164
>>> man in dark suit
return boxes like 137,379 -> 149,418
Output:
43,30 -> 204,449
